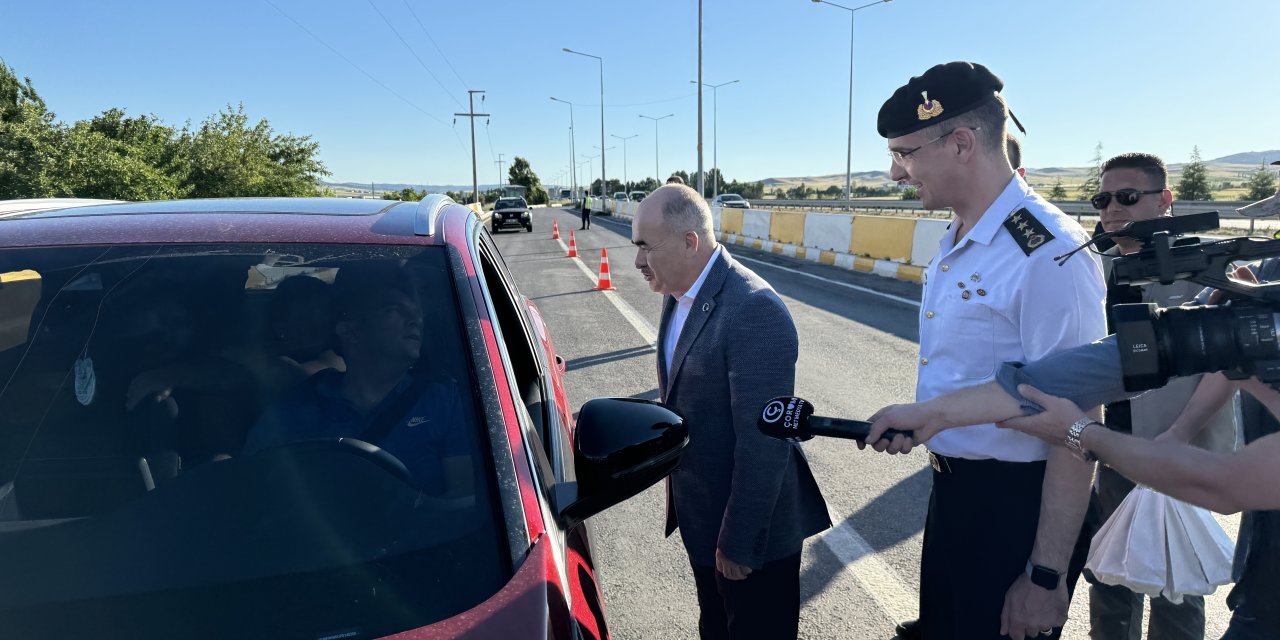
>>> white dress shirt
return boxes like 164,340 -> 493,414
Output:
665,246 -> 723,378
918,176 -> 1107,461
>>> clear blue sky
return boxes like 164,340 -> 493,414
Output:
3,0 -> 1277,188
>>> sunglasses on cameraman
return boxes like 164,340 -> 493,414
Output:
1090,188 -> 1164,210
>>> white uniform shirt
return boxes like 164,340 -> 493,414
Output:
918,176 -> 1106,461
665,246 -> 723,378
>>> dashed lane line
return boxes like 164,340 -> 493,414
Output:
554,234 -> 658,346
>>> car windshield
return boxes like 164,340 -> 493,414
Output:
721,194 -> 744,202
0,243 -> 509,638
495,198 -> 524,209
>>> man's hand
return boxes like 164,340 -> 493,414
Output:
715,548 -> 753,581
1000,573 -> 1068,640
996,385 -> 1087,447
860,402 -> 938,454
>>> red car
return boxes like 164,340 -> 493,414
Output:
0,196 -> 686,639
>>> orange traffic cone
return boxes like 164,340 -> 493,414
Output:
567,231 -> 578,258
552,219 -> 560,240
595,248 -> 616,290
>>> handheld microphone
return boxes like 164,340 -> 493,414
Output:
756,396 -> 913,443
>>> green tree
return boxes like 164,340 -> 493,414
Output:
57,121 -> 184,200
183,103 -> 329,198
788,182 -> 809,199
901,186 -> 919,200
1244,162 -> 1278,201
1048,178 -> 1068,200
1175,146 -> 1213,201
507,156 -> 548,204
1078,141 -> 1103,200
634,177 -> 659,193
382,187 -> 425,201
0,61 -> 64,198
672,170 -> 690,184
823,185 -> 841,199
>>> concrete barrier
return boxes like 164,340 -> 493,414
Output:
742,209 -> 771,240
851,216 -> 915,262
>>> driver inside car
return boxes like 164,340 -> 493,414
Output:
242,263 -> 471,497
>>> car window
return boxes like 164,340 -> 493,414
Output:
0,243 -> 510,638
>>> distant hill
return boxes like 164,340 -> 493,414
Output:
1209,150 -> 1280,165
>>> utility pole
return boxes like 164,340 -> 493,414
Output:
495,153 -> 506,193
455,90 -> 488,205
640,113 -> 674,186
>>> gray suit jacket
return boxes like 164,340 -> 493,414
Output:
659,249 -> 830,569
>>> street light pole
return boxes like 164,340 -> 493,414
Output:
551,97 -> 578,199
580,154 -> 597,194
696,0 -> 704,198
612,134 -> 638,191
495,153 -> 505,192
639,113 -> 674,186
564,48 -> 606,202
691,80 -> 739,199
593,145 -> 615,194
810,0 -> 892,210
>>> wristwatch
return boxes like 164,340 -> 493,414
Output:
1026,561 -> 1064,591
1066,418 -> 1099,462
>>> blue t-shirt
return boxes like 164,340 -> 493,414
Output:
244,369 -> 469,493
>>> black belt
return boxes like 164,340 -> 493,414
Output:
929,452 -> 1046,475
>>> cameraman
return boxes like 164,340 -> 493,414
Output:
1083,153 -> 1238,640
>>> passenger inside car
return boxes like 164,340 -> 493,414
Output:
242,263 -> 472,497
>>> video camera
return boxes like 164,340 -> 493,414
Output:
1061,211 -> 1280,391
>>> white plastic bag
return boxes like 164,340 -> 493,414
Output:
1086,485 -> 1234,604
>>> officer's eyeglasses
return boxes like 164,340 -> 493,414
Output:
888,126 -> 981,165
1089,189 -> 1164,210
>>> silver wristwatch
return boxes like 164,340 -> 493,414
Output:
1066,418 -> 1098,462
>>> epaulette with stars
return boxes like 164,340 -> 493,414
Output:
1002,208 -> 1055,256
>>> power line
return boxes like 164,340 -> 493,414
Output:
365,0 -> 464,109
401,0 -> 468,91
571,92 -> 698,109
262,0 -> 450,128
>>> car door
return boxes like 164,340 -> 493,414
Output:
472,228 -> 610,640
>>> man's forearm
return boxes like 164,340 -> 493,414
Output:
1164,373 -> 1236,441
920,381 -> 1025,430
1030,407 -> 1098,570
1083,426 -> 1251,514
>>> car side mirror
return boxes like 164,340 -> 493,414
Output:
555,398 -> 686,529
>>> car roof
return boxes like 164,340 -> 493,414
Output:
0,196 -> 470,248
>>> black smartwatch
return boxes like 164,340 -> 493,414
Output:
1025,561 -> 1064,590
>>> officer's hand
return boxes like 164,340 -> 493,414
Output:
1001,572 -> 1067,640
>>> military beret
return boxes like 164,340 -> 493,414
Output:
877,61 -> 1005,139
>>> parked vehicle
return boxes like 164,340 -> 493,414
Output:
0,196 -> 687,639
628,191 -> 647,202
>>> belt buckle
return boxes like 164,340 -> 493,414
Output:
929,452 -> 951,473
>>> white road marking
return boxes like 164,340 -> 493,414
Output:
555,234 -> 658,346
734,255 -> 922,308
817,521 -> 919,624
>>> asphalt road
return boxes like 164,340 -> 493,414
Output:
491,206 -> 1237,640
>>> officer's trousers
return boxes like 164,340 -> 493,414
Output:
919,453 -> 1087,640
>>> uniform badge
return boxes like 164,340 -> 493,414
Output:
917,91 -> 944,121
1002,208 -> 1055,256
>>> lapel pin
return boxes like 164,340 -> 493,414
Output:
702,302 -> 710,312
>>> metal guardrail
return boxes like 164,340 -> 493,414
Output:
749,198 -> 1254,219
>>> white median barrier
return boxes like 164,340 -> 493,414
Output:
743,209 -> 772,240
803,213 -> 854,252
911,218 -> 950,267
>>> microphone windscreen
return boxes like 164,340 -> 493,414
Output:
757,396 -> 814,441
